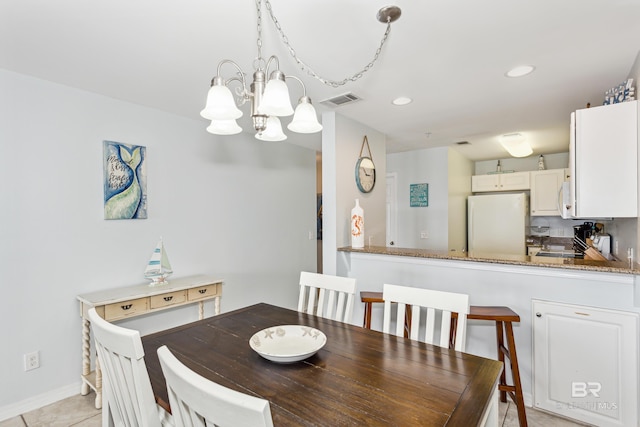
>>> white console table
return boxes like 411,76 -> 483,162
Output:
77,274 -> 223,409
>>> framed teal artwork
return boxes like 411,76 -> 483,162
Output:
410,183 -> 428,207
103,140 -> 148,219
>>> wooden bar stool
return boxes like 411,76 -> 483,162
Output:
360,291 -> 527,427
466,306 -> 527,427
361,291 -> 412,337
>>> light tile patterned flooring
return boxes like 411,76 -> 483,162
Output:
1,393 -> 589,427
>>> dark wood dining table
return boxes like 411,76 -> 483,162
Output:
141,303 -> 502,426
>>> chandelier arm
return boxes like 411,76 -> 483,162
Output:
224,76 -> 251,105
263,0 -> 395,88
284,75 -> 307,98
265,55 -> 280,76
215,60 -> 248,91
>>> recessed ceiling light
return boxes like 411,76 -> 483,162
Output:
505,65 -> 535,78
392,96 -> 413,106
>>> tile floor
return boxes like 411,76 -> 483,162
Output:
0,393 -> 589,426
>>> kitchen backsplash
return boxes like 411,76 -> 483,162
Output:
526,236 -> 573,250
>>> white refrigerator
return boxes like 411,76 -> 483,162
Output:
467,193 -> 528,257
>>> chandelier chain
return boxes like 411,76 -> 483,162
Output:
255,0 -> 263,64
263,0 -> 393,88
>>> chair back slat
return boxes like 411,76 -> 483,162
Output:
298,272 -> 357,323
88,308 -> 164,427
158,345 -> 274,427
440,311 -> 453,348
382,284 -> 470,352
326,290 -> 337,319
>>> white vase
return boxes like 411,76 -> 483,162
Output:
351,199 -> 364,248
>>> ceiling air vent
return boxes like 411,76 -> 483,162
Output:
320,93 -> 362,108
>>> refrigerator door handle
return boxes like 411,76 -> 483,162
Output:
468,202 -> 474,252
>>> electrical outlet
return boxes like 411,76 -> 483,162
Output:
24,351 -> 40,371
420,231 -> 428,239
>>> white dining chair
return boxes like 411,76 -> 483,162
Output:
382,284 -> 470,351
157,345 -> 274,427
87,308 -> 172,427
298,271 -> 357,323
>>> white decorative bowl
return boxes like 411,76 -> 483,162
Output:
249,325 -> 326,363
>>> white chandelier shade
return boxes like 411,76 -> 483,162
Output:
255,116 -> 287,141
200,83 -> 243,120
206,119 -> 242,135
288,97 -> 323,133
258,71 -> 294,117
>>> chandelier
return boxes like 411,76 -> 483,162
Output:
200,0 -> 401,141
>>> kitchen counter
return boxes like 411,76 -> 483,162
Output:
336,245 -> 640,417
337,245 -> 640,275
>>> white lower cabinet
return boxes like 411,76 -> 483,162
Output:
532,300 -> 639,427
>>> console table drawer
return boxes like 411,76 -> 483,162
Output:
104,298 -> 149,321
77,275 -> 223,410
188,284 -> 219,301
150,291 -> 186,309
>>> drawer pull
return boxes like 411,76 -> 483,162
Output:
198,289 -> 207,294
121,304 -> 133,310
163,296 -> 174,302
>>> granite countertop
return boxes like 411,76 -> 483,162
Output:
338,246 -> 640,275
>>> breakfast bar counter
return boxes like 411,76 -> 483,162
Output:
338,245 -> 640,275
336,244 -> 640,418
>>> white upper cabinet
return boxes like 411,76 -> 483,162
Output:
530,168 -> 569,216
471,171 -> 530,192
570,101 -> 638,218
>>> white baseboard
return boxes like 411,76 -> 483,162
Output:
524,391 -> 533,408
0,382 -> 82,422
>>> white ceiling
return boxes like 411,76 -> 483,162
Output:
2,0 -> 639,160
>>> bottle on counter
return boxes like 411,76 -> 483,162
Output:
351,199 -> 364,248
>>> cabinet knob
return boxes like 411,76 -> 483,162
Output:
536,312 -> 542,318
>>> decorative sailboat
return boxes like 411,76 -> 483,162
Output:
144,237 -> 173,286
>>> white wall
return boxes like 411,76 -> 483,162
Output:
386,147 -> 450,249
0,69 -> 317,414
448,149 -> 474,252
475,152 -> 570,175
322,112 -> 386,274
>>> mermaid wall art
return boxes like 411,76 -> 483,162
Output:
103,140 -> 148,220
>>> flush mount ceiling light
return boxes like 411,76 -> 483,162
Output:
392,96 -> 412,106
200,1 -> 402,140
505,65 -> 535,78
500,133 -> 533,157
